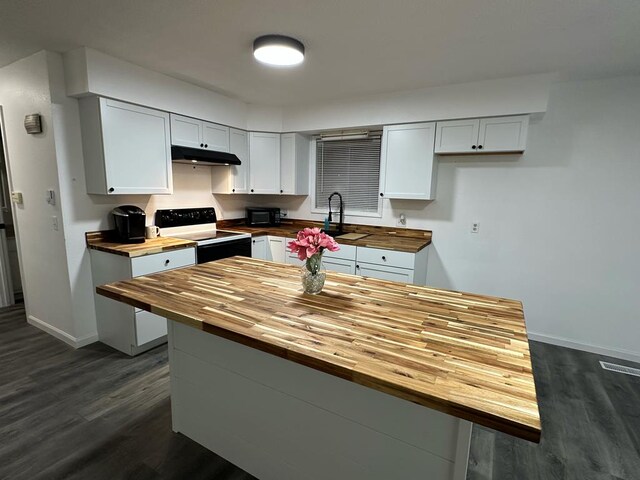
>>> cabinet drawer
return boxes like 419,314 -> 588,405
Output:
285,238 -> 357,262
356,264 -> 414,284
356,247 -> 414,269
325,243 -> 356,261
135,310 -> 167,346
131,248 -> 196,277
324,258 -> 356,275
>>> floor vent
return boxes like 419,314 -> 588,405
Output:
600,361 -> 640,378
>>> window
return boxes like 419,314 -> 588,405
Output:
314,136 -> 382,215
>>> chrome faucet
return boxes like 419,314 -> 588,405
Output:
327,191 -> 344,234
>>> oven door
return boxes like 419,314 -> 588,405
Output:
196,238 -> 252,264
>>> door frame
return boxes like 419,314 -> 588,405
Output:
0,106 -> 20,306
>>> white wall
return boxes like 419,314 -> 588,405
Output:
64,47 -> 248,129
0,51 -> 77,343
282,73 -> 555,132
273,75 -> 640,362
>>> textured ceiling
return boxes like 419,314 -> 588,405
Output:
0,0 -> 639,105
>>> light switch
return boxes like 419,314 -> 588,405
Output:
52,216 -> 59,231
46,189 -> 56,205
11,192 -> 23,205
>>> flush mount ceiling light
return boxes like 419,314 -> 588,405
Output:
253,35 -> 305,67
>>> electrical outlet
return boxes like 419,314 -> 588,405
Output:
52,216 -> 59,231
280,209 -> 289,218
471,222 -> 480,234
396,213 -> 407,228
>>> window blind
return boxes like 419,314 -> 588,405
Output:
315,137 -> 381,213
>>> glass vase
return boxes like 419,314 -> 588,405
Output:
301,253 -> 326,294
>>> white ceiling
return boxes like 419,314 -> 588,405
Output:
1,0 -> 639,106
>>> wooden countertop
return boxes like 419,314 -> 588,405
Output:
86,231 -> 196,258
97,257 -> 541,442
218,219 -> 432,253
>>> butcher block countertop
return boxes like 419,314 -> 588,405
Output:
218,219 -> 432,253
86,231 -> 196,258
97,256 -> 541,442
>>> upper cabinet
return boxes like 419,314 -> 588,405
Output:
212,128 -> 249,194
170,114 -> 230,152
280,133 -> 310,195
79,97 -> 172,195
379,123 -> 437,200
434,115 -> 529,154
249,132 -> 280,194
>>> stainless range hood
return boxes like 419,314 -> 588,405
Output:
171,146 -> 241,166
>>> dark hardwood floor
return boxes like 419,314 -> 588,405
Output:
1,304 -> 638,479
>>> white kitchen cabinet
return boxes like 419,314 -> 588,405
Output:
202,122 -> 230,152
212,128 -> 249,194
435,115 -> 528,154
285,238 -> 356,274
249,132 -> 281,194
170,114 -> 202,148
267,236 -> 287,263
251,236 -> 267,259
379,123 -> 437,200
356,246 -> 429,285
170,113 -> 230,152
90,247 -> 196,355
280,133 -> 310,195
323,257 -> 357,275
477,115 -> 529,152
434,119 -> 479,154
356,263 -> 414,284
79,97 -> 172,195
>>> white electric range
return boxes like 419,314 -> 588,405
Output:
156,208 -> 251,264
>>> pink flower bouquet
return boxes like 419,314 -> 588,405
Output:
288,227 -> 340,275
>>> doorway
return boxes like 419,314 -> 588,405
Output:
0,108 -> 22,306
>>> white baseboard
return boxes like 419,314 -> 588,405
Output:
28,314 -> 98,349
528,331 -> 640,365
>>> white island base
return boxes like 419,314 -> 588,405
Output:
168,321 -> 472,480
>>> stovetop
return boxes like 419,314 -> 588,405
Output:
172,230 -> 246,243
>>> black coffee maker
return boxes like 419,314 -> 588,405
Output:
112,205 -> 146,243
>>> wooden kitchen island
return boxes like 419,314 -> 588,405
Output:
97,257 -> 541,480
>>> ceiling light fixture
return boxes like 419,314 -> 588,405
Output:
253,35 -> 305,67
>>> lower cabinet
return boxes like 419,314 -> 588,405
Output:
356,263 -> 414,283
253,236 -> 429,285
267,237 -> 287,263
356,246 -> 429,285
90,247 -> 196,356
251,236 -> 267,259
252,236 -> 287,262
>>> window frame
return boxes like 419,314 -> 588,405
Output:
309,138 -> 383,219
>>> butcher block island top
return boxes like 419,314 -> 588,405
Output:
97,256 -> 541,442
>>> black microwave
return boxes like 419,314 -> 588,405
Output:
246,207 -> 281,227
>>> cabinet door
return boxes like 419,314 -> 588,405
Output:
135,311 -> 167,346
356,263 -> 414,284
230,128 -> 249,193
249,132 -> 280,194
380,123 -> 436,200
202,122 -> 230,152
101,99 -> 172,195
267,236 -> 286,263
251,237 -> 267,259
280,133 -> 296,195
434,119 -> 479,154
478,115 -> 529,152
324,258 -> 356,275
170,114 -> 203,148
